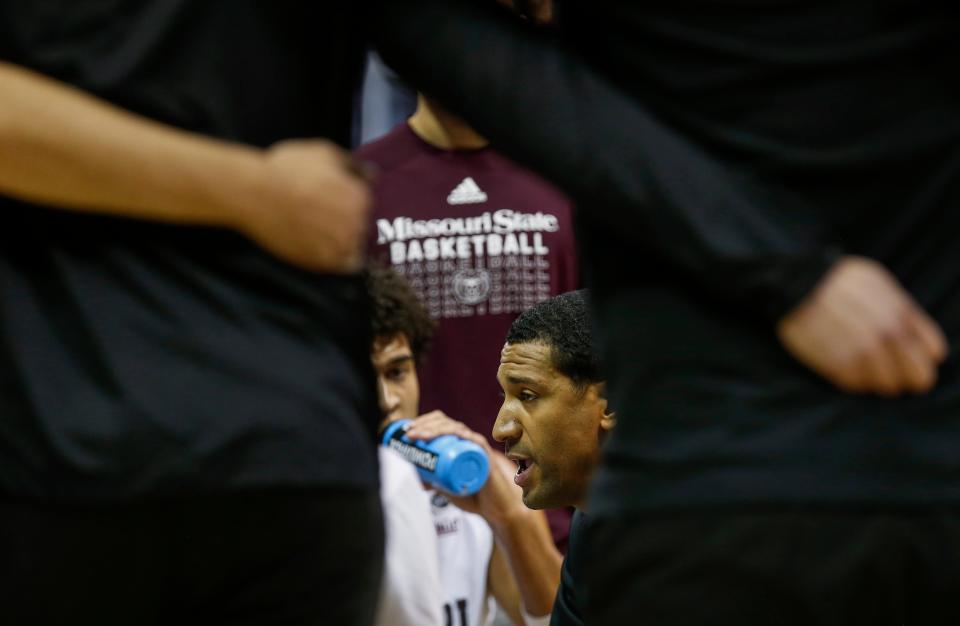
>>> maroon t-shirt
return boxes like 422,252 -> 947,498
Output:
358,123 -> 579,442
358,123 -> 580,550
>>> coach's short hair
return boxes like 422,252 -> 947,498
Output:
505,290 -> 601,389
366,266 -> 436,363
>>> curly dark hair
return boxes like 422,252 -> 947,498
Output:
366,265 -> 436,363
505,290 -> 600,389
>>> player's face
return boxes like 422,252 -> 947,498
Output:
371,333 -> 420,425
493,341 -> 611,509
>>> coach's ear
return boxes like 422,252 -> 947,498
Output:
594,382 -> 616,432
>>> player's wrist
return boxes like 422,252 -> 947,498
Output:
487,500 -> 535,535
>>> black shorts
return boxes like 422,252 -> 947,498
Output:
582,509 -> 960,626
1,489 -> 383,626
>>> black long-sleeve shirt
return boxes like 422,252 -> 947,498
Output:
0,2 -> 378,499
551,508 -> 587,626
375,0 -> 960,510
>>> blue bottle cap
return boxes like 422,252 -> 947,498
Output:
448,448 -> 489,496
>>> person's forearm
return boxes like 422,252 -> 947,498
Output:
490,508 -> 562,618
373,0 -> 839,320
0,60 -> 263,228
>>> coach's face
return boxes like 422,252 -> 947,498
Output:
493,340 -> 613,510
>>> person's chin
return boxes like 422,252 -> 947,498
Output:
521,485 -> 550,510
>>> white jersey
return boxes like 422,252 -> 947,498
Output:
376,449 -> 444,626
429,490 -> 496,626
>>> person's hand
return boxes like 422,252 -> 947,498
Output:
233,139 -> 372,273
405,411 -> 526,529
777,255 -> 948,396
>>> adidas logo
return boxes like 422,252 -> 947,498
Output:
447,177 -> 488,205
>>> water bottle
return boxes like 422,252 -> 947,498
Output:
381,419 -> 489,496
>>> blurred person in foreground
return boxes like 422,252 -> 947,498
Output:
0,4 -> 382,625
372,1 -> 960,624
368,266 -> 562,626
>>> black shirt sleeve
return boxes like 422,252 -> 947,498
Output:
551,509 -> 587,626
371,0 -> 840,321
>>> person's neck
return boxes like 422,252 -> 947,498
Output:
407,96 -> 488,150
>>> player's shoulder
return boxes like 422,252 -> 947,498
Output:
379,446 -> 426,500
355,122 -> 425,170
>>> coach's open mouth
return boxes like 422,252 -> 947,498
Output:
512,457 -> 535,487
